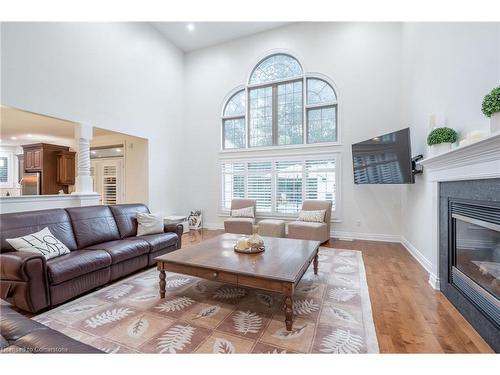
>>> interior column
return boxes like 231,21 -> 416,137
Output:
74,122 -> 94,193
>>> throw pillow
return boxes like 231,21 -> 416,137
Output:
136,212 -> 164,236
6,227 -> 71,260
231,206 -> 255,218
297,209 -> 326,223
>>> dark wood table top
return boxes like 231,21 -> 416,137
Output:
155,233 -> 321,283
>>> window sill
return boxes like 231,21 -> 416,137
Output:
218,211 -> 341,223
219,142 -> 342,157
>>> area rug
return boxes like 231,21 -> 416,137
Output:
34,247 -> 379,354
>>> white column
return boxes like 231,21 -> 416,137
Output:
74,122 -> 94,193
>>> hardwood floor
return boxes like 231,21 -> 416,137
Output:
183,229 -> 494,353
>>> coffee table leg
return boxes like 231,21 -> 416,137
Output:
159,270 -> 166,298
313,252 -> 319,275
284,296 -> 293,331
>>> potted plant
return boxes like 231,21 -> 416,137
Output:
427,127 -> 458,156
482,86 -> 500,134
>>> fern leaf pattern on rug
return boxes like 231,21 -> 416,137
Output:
212,338 -> 235,354
156,325 -> 195,353
127,316 -> 149,338
166,277 -> 191,289
105,284 -> 134,300
214,287 -> 247,300
232,311 -> 262,335
33,247 -> 378,353
293,299 -> 320,315
194,305 -> 220,319
155,296 -> 194,313
85,308 -> 134,328
328,288 -> 357,302
320,328 -> 363,354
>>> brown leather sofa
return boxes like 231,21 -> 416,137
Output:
0,204 -> 183,313
0,305 -> 102,353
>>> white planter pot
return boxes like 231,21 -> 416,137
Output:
490,112 -> 500,134
429,142 -> 452,156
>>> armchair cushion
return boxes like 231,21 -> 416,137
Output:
231,206 -> 255,218
288,221 -> 329,243
297,209 -> 326,223
224,217 -> 255,235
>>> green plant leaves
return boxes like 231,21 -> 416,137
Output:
427,127 -> 458,146
482,86 -> 500,117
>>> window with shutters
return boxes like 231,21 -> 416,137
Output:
221,53 -> 339,150
220,155 -> 338,218
0,152 -> 14,188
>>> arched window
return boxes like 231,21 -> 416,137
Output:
221,53 -> 338,150
222,90 -> 246,149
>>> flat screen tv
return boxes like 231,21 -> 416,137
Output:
352,128 -> 414,184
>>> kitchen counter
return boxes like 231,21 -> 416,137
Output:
0,192 -> 100,214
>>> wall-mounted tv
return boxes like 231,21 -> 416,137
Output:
352,128 -> 415,184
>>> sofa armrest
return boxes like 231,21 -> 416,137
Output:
164,224 -> 184,249
1,251 -> 46,281
0,251 -> 50,312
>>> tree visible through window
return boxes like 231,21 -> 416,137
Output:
221,53 -> 338,150
221,157 -> 337,216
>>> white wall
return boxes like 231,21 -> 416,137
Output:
1,22 -> 184,214
400,23 -> 500,281
182,22 -> 405,238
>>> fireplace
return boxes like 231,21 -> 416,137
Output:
440,179 -> 500,352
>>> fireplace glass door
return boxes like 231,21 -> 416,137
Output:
453,213 -> 500,300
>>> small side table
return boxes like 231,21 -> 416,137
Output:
164,215 -> 189,234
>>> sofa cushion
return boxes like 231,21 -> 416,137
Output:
109,204 -> 150,238
7,227 -> 71,260
47,250 -> 112,285
0,209 -> 77,252
134,232 -> 178,252
85,239 -> 150,264
66,206 -> 121,248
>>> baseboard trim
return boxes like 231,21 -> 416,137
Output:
331,230 -> 400,243
400,236 -> 439,290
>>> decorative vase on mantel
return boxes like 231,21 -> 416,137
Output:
429,142 -> 452,156
491,112 -> 500,134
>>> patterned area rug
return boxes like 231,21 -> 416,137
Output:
34,247 -> 379,353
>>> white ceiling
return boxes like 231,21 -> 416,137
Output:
0,106 -> 119,147
151,22 -> 290,52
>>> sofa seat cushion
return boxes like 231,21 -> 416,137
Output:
134,232 -> 178,252
47,250 -> 112,285
85,239 -> 150,264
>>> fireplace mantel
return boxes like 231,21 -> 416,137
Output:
418,133 -> 500,182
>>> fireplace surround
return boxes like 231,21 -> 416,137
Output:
439,179 -> 500,352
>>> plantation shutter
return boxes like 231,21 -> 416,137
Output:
305,159 -> 336,211
275,160 -> 303,214
247,162 -> 272,212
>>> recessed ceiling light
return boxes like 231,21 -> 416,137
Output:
115,148 -> 122,152
10,136 -> 17,140
187,23 -> 195,32
27,134 -> 33,137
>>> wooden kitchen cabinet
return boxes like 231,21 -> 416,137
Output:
56,151 -> 76,185
22,143 -> 75,194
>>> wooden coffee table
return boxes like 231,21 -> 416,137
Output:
155,233 -> 320,331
